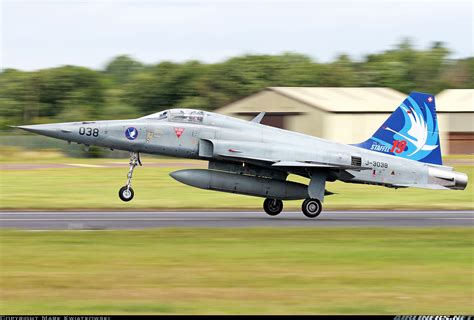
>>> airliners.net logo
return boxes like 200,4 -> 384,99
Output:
394,316 -> 473,320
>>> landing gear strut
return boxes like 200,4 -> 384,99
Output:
119,152 -> 141,202
301,198 -> 322,218
263,198 -> 283,216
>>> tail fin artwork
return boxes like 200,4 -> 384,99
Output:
354,92 -> 442,165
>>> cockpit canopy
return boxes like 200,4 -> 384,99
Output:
140,109 -> 205,123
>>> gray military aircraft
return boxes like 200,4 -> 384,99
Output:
16,92 -> 467,218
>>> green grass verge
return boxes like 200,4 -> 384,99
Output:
0,228 -> 472,314
1,159 -> 473,209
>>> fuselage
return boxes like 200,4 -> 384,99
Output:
18,108 -> 468,191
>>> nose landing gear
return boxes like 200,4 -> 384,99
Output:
119,152 -> 141,202
119,186 -> 134,202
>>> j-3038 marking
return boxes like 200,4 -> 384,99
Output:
364,160 -> 389,168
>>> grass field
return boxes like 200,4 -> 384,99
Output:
0,228 -> 473,314
1,152 -> 473,210
1,150 -> 473,315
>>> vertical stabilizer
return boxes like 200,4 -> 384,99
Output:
354,92 -> 442,165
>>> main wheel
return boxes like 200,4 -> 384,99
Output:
302,198 -> 322,218
263,198 -> 283,216
119,186 -> 134,202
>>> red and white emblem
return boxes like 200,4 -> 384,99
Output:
427,96 -> 433,103
174,127 -> 185,138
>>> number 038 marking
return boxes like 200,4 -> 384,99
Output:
79,127 -> 99,137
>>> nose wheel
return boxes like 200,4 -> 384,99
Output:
119,152 -> 141,202
119,186 -> 134,202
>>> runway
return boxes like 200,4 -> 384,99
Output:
0,210 -> 472,230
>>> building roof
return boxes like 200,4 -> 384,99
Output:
266,87 -> 407,113
435,89 -> 474,113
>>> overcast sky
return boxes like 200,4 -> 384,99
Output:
1,0 -> 472,71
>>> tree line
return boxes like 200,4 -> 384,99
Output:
1,40 -> 472,129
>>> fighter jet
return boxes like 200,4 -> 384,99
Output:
16,92 -> 468,218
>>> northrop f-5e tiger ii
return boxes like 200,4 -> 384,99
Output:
17,92 -> 468,218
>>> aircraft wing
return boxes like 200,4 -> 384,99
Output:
217,153 -> 276,166
271,161 -> 338,168
218,154 -> 370,171
272,160 -> 372,171
211,140 -> 370,171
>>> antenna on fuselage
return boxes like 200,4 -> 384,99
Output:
251,112 -> 266,123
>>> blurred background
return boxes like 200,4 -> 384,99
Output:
0,1 -> 473,315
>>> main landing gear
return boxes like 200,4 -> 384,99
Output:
263,197 -> 323,218
301,198 -> 322,218
119,152 -> 141,202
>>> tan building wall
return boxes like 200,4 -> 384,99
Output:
446,113 -> 474,132
434,113 -> 474,155
445,113 -> 474,154
219,90 -> 326,138
323,113 -> 390,144
436,89 -> 474,154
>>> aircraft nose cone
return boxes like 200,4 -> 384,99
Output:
15,123 -> 73,140
16,124 -> 59,135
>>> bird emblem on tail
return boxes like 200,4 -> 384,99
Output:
354,92 -> 442,165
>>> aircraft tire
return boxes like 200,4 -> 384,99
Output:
119,186 -> 134,202
263,198 -> 283,216
302,198 -> 322,218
